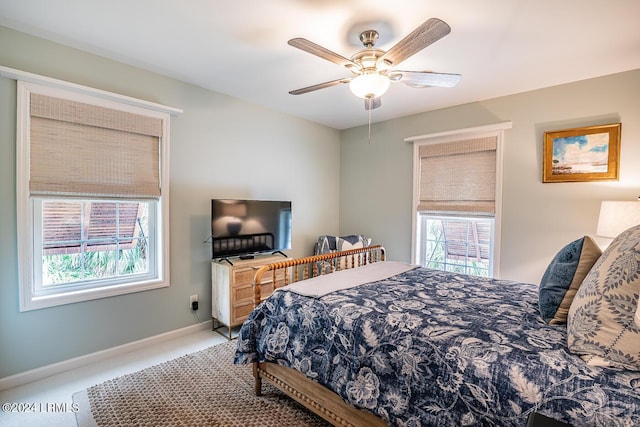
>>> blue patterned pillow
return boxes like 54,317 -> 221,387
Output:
567,224 -> 640,370
313,235 -> 371,272
336,235 -> 368,251
313,235 -> 370,255
313,235 -> 334,255
539,236 -> 601,324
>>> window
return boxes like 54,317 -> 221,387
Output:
409,123 -> 511,278
418,215 -> 494,276
17,80 -> 174,311
38,200 -> 153,288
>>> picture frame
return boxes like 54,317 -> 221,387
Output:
543,123 -> 621,183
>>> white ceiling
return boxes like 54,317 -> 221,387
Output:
1,0 -> 639,130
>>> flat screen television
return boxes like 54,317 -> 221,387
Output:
211,199 -> 292,259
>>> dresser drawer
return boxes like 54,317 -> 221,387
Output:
232,268 -> 255,286
233,267 -> 286,288
232,302 -> 255,325
234,282 -> 275,303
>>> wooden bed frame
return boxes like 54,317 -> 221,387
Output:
251,245 -> 388,427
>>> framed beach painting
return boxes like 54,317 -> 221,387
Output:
543,123 -> 621,183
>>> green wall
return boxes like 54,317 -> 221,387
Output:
0,26 -> 341,378
340,69 -> 640,283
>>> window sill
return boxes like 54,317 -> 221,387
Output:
20,279 -> 169,312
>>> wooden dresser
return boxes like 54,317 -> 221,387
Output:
211,255 -> 286,339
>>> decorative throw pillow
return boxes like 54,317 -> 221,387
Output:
335,235 -> 371,269
313,235 -> 334,255
538,236 -> 601,324
313,234 -> 371,255
314,235 -> 371,271
336,235 -> 365,251
567,224 -> 640,370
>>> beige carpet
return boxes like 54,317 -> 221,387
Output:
73,340 -> 330,427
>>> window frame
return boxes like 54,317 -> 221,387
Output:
408,122 -> 511,278
16,80 -> 172,311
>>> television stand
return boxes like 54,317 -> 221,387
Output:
211,254 -> 288,339
271,250 -> 288,258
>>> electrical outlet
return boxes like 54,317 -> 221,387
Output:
190,294 -> 198,310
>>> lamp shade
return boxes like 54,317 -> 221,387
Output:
222,201 -> 246,217
349,72 -> 390,99
596,201 -> 640,238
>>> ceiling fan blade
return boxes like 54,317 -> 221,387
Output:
364,97 -> 382,110
288,38 -> 358,69
380,18 -> 451,66
391,71 -> 461,88
289,78 -> 351,95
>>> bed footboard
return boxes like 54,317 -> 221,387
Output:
250,245 -> 387,426
254,361 -> 387,427
252,244 -> 385,308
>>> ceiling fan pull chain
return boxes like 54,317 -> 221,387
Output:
368,98 -> 372,144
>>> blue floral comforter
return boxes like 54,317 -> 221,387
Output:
234,267 -> 640,426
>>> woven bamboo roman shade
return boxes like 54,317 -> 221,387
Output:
418,136 -> 497,214
29,93 -> 163,199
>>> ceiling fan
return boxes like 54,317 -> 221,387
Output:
288,18 -> 462,110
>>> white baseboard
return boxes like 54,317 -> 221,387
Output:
0,320 -> 213,391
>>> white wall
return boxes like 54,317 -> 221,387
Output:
340,69 -> 640,284
0,26 -> 341,378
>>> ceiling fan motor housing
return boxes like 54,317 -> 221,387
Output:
350,48 -> 388,71
359,30 -> 379,47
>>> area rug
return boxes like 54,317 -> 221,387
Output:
72,340 -> 329,427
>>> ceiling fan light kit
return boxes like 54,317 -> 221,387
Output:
288,17 -> 461,110
349,72 -> 390,99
